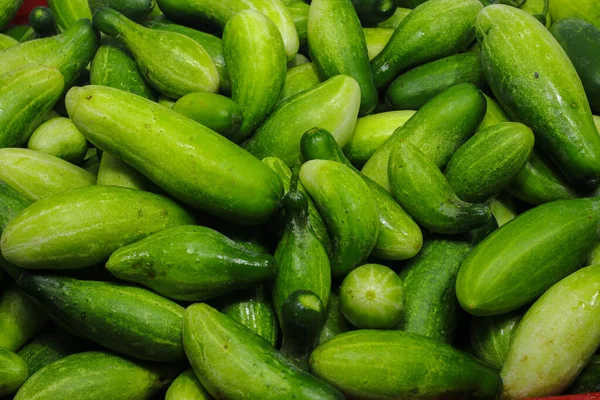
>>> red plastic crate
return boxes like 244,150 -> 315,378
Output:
12,0 -> 48,25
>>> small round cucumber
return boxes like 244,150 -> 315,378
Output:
174,92 -> 243,139
29,6 -> 58,36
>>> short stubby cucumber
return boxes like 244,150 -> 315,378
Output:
27,117 -> 88,165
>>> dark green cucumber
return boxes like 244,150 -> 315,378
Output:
385,52 -> 486,110
567,355 -> 600,394
278,62 -> 321,104
0,181 -> 31,234
310,330 -> 501,399
106,225 -> 276,301
27,117 -> 89,165
29,7 -> 58,37
97,152 -> 161,192
91,0 -> 156,21
0,0 -> 23,30
47,0 -> 92,30
308,0 -> 378,116
166,369 -> 212,400
174,92 -> 243,139
363,27 -> 393,60
469,311 -> 522,370
0,284 -> 48,352
398,238 -> 471,344
371,0 -> 482,89
318,292 -> 351,345
0,347 -> 27,396
287,1 -> 308,47
183,303 -> 344,399
456,197 -> 600,316
351,0 -> 396,26
551,18 -> 600,115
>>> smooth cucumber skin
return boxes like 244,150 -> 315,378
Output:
166,369 -> 212,400
318,292 -> 351,345
376,7 -> 411,29
0,148 -> 95,202
549,0 -> 600,29
363,27 -> 393,60
551,19 -> 600,114
0,33 -> 19,49
0,0 -> 23,30
47,0 -> 92,30
14,351 -> 177,400
100,0 -> 156,21
183,303 -> 345,399
300,160 -> 380,277
456,198 -> 600,316
567,355 -> 600,394
0,284 -> 47,352
107,225 -> 276,301
0,19 -> 99,87
362,83 -> 486,192
501,265 -> 600,399
0,347 -> 27,396
287,1 -> 308,47
1,185 -> 195,270
398,238 -> 471,344
477,94 -> 510,132
278,62 -> 321,104
386,52 -> 486,110
174,92 -> 243,139
308,0 -> 378,116
27,117 -> 88,165
223,10 -> 286,142
445,122 -> 535,203
0,65 -> 64,149
351,0 -> 396,26
97,152 -> 161,192
371,0 -> 482,90
29,7 -> 57,36
0,181 -> 31,234
477,5 -> 600,187
310,330 -> 501,399
66,85 -> 284,225
245,75 -> 361,167
469,311 -> 522,371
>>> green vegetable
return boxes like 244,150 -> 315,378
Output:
469,311 -> 522,370
27,117 -> 88,165
318,292 -> 351,345
166,369 -> 212,400
174,92 -> 243,139
351,0 -> 396,26
92,0 -> 156,21
549,0 -> 600,28
476,94 -> 510,132
0,284 -> 48,352
567,355 -> 600,394
278,62 -> 321,104
0,181 -> 31,234
287,1 -> 308,47
0,347 -> 27,396
363,27 -> 393,60
0,33 -> 18,49
96,153 -> 160,192
47,0 -> 92,30
0,0 -> 23,30
376,7 -> 411,29
2,25 -> 30,41
489,194 -> 518,227
29,7 -> 58,37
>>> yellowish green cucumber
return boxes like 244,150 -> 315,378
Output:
27,117 -> 88,165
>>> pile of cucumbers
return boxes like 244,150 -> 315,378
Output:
1,0 -> 600,398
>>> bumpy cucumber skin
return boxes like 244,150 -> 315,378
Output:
0,284 -> 47,352
363,27 -> 393,60
47,0 -> 92,30
398,238 -> 471,344
97,152 -> 161,192
0,347 -> 27,396
0,0 -> 24,30
300,160 -> 380,277
310,330 -> 501,400
278,62 -> 321,104
183,303 -> 345,399
14,351 -> 177,400
27,117 -> 88,165
0,181 -> 31,234
174,92 -> 243,139
469,311 -> 522,371
371,0 -> 482,90
66,85 -> 284,225
1,185 -> 195,270
456,198 -> 600,316
549,0 -> 600,29
477,5 -> 600,187
501,265 -> 600,399
166,369 -> 212,400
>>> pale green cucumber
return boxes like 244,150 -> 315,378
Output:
0,34 -> 19,49
0,284 -> 48,352
363,27 -> 393,60
278,62 -> 321,104
97,152 -> 161,192
27,117 -> 88,165
166,369 -> 212,400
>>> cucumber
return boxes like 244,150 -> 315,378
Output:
501,265 -> 600,399
477,94 -> 510,132
549,0 -> 600,29
223,10 -> 286,142
14,351 -> 178,400
29,7 -> 58,37
1,185 -> 195,270
287,53 -> 310,68
489,194 -> 518,227
398,238 -> 471,344
158,94 -> 175,109
0,181 -> 31,234
47,0 -> 92,30
0,65 -> 64,149
308,0 -> 378,116
91,0 -> 156,21
0,284 -> 48,352
174,92 -> 243,139
388,140 -> 493,234
156,0 -> 299,60
93,8 -> 219,98
0,347 -> 27,396
376,7 -> 411,29
183,303 -> 345,399
244,75 -> 361,167
386,53 -> 486,110
0,0 -> 23,30
477,5 -> 600,187
278,62 -> 321,104
318,292 -> 351,345
97,153 -> 160,192
363,27 -> 393,60
287,1 -> 308,47
371,0 -> 482,90
309,330 -> 501,399
520,0 -> 551,28
456,198 -> 600,316
166,369 -> 212,400
20,27 -> 39,42
343,110 -> 415,168
90,37 -> 154,100
27,117 -> 88,165
3,25 -> 30,41
0,19 -> 99,87
469,311 -> 522,370
551,19 -> 600,115
567,355 -> 600,394
0,148 -> 96,202
444,122 -> 535,203
351,0 -> 396,26
300,160 -> 380,277
66,85 -> 284,225
0,33 -> 18,49
362,83 -> 486,192
107,225 -> 276,301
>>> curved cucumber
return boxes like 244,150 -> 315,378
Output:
0,347 -> 27,396
27,117 -> 88,165
166,369 -> 212,400
363,27 -> 393,60
278,62 -> 321,104
96,152 -> 160,192
47,0 -> 92,30
0,0 -> 24,30
469,311 -> 522,370
0,181 -> 31,234
318,292 -> 351,345
174,92 -> 243,139
0,284 -> 47,352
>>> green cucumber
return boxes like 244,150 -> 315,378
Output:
300,160 -> 379,277
29,7 -> 58,37
0,148 -> 96,202
0,0 -> 23,29
371,0 -> 482,90
477,94 -> 510,132
107,225 -> 276,301
0,347 -> 27,396
444,122 -> 535,203
456,197 -> 600,316
478,5 -> 600,187
469,311 -> 522,370
0,19 -> 99,87
363,27 -> 393,60
549,0 -> 600,29
489,194 -> 518,227
3,25 -> 30,41
0,65 -> 64,149
278,62 -> 321,104
244,75 -> 361,167
287,1 -> 308,47
567,355 -> 600,394
398,238 -> 471,344
376,7 -> 411,29
166,369 -> 212,400
14,351 -> 178,400
351,0 -> 396,26
66,85 -> 284,225
47,0 -> 92,30
388,140 -> 493,234
308,0 -> 378,116
183,303 -> 345,399
309,330 -> 501,399
157,94 -> 175,109
1,185 -> 195,270
501,265 -> 600,399
27,117 -> 88,165
0,181 -> 31,234
318,292 -> 351,345
287,53 -> 310,68
174,92 -> 243,139
551,19 -> 600,115
93,7 -> 219,98
90,37 -> 154,100
0,33 -> 18,49
20,27 -> 40,42
97,152 -> 160,192
0,284 -> 48,352
386,52 -> 486,110
362,83 -> 486,192
520,0 -> 551,28
91,0 -> 156,21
